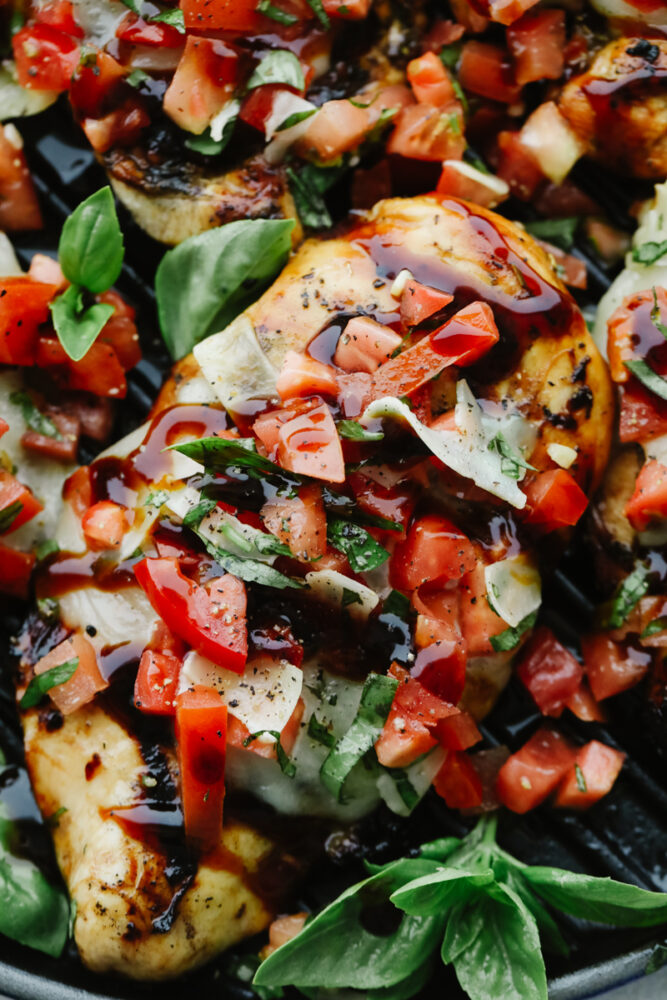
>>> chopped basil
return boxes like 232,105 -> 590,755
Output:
337,419 -> 384,442
0,501 -> 23,533
382,589 -> 411,620
342,587 -> 362,607
36,597 -> 59,621
119,0 -> 140,13
606,563 -> 649,629
651,287 -> 667,340
320,672 -> 398,800
46,806 -> 68,828
383,767 -> 420,811
35,539 -> 59,562
641,616 -> 667,639
305,0 -> 329,27
185,129 -> 231,156
490,610 -> 538,653
287,161 -> 347,230
439,42 -> 462,71
276,108 -> 317,131
574,763 -> 587,794
20,658 -> 78,710
195,531 -> 304,590
463,147 -> 490,175
144,489 -> 170,509
149,6 -> 185,31
10,391 -> 62,440
246,50 -> 305,92
243,731 -> 296,777
308,714 -> 335,748
624,359 -> 667,400
256,0 -> 299,23
182,497 -> 217,527
488,432 -> 536,479
524,217 -> 579,252
632,240 -> 667,265
327,518 -> 390,573
126,68 -> 150,88
321,487 -> 401,532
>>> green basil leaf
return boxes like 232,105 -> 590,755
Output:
9,391 -> 62,440
256,0 -> 299,23
182,497 -> 217,527
524,217 -> 579,252
58,187 -> 124,293
35,540 -> 59,563
0,810 -> 70,956
246,50 -> 304,92
0,500 -> 23,533
381,589 -> 411,620
243,731 -> 296,776
488,431 -> 536,479
126,67 -> 149,88
119,0 -> 140,12
439,42 -> 462,71
320,673 -> 398,801
342,587 -> 362,607
606,562 -> 649,629
641,615 -> 667,639
149,6 -> 185,31
418,837 -> 463,862
287,166 -> 333,230
305,0 -> 329,28
490,610 -> 538,653
337,419 -> 384,442
20,658 -> 79,710
184,129 -> 229,156
327,518 -> 389,573
50,284 -> 114,362
307,714 -> 335,747
300,960 -> 435,1000
392,867 -> 495,917
144,489 -> 170,510
253,857 -> 445,990
195,535 -> 304,590
276,108 -> 317,131
523,866 -> 667,926
491,855 -> 570,957
155,219 -> 294,359
322,488 -> 401,532
651,287 -> 667,340
632,240 -> 667,265
625,359 -> 667,401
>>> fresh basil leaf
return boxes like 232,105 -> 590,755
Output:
0,810 -> 70,956
641,616 -> 667,639
625,359 -> 667,401
342,587 -> 362,607
182,498 -> 217,527
20,658 -> 79,710
58,187 -> 124,294
126,67 -> 149,88
488,432 -> 536,479
196,537 -> 304,590
305,0 -> 329,27
327,518 -> 389,573
606,563 -> 649,629
337,419 -> 384,442
9,391 -> 62,440
418,837 -> 463,862
50,284 -> 114,362
246,50 -> 304,92
256,0 -> 299,23
308,714 -> 335,747
632,240 -> 667,265
35,540 -> 59,563
320,673 -> 398,800
243,731 -> 296,777
287,166 -> 332,230
277,108 -> 316,131
490,610 -> 538,653
651,287 -> 667,340
0,501 -> 22,533
119,0 -> 140,11
523,867 -> 667,926
382,589 -> 411,620
254,857 -> 445,990
185,130 -> 228,156
392,867 -> 495,918
524,217 -> 579,252
149,6 -> 185,31
440,42 -> 462,71
300,961 -> 435,1000
155,219 -> 294,359
491,854 -> 570,957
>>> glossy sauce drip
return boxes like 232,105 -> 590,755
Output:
38,551 -> 138,599
99,641 -> 144,683
90,457 -> 138,508
618,294 -> 667,363
307,310 -> 401,365
132,404 -> 230,483
583,61 -> 667,132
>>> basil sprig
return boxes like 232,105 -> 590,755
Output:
20,658 -> 79,710
155,219 -> 294,359
50,187 -> 124,361
255,815 -> 667,1000
606,563 -> 649,629
327,518 -> 389,573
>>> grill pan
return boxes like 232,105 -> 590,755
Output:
0,98 -> 666,1000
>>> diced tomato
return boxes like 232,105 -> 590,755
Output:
619,379 -> 667,444
35,0 -> 85,37
564,680 -> 606,723
35,336 -> 127,398
433,750 -> 483,809
387,102 -> 465,162
0,544 -> 35,599
116,12 -> 184,47
13,24 -> 79,92
0,470 -> 44,534
407,52 -> 455,106
537,241 -> 587,290
523,470 -> 588,531
430,301 -> 499,363
81,101 -> 151,155
0,419 -> 7,438
459,563 -> 508,656
276,401 -> 345,483
496,726 -> 576,813
228,697 -> 305,760
322,0 -> 371,18
70,49 -> 130,119
334,316 -> 402,374
375,662 -> 458,768
607,289 -> 667,385
554,740 -> 625,810
97,290 -> 141,371
134,649 -> 181,715
176,685 -> 227,851
625,460 -> 667,531
411,640 -> 467,705
276,351 -> 338,401
135,558 -> 248,673
263,913 -> 308,959
487,0 -> 540,25
413,586 -> 464,647
335,371 -> 373,418
516,626 -> 583,717
0,278 -> 57,366
63,465 -> 92,517
239,84 -> 288,132
391,514 -> 477,591
436,161 -> 509,209
62,397 -> 113,443
0,125 -> 43,231
582,633 -> 651,701
21,407 -> 79,462
495,129 -> 544,200
301,101 -> 370,162
507,9 -> 565,85
32,632 -> 107,715
458,41 -> 521,104
182,0 -> 267,33
520,101 -> 586,186
450,0 -> 489,31
260,484 -> 326,561
81,500 -> 128,550
434,710 -> 482,751
400,281 -> 454,328
348,470 -> 416,531
164,37 -> 240,135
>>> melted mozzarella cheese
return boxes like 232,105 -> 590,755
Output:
484,554 -> 541,628
58,586 -> 158,649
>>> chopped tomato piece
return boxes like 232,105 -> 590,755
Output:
348,469 -> 416,531
239,84 -> 288,132
495,130 -> 544,200
276,401 -> 345,483
506,9 -> 565,85
400,281 -> 453,328
334,316 -> 402,374
411,640 -> 467,705
164,37 -> 240,135
276,351 -> 338,400
619,379 -> 667,444
434,710 -> 482,751
433,750 -> 483,809
413,586 -> 464,648
387,102 -> 465,162
32,632 -> 107,715
391,514 -> 476,591
228,697 -> 305,760
0,125 -> 43,231
430,301 -> 499,363
182,0 -> 267,33
460,564 -> 508,656
260,484 -> 326,561
176,685 -> 227,851
135,558 -> 248,673
35,336 -> 127,398
523,470 -> 588,530
0,544 -> 35,599
35,0 -> 85,37
375,662 -> 458,768
21,407 -> 79,462
0,278 -> 57,366
300,101 -> 370,161
81,500 -> 128,550
624,460 -> 667,531
436,161 -> 509,209
0,419 -> 7,438
607,288 -> 667,385
68,50 -> 126,118
116,12 -> 184,47
263,913 -> 308,958
13,24 -> 79,92
63,465 -> 92,517
97,290 -> 141,371
516,626 -> 583,717
554,741 -> 625,810
134,649 -> 182,715
406,52 -> 456,106
496,726 -> 576,813
458,41 -> 521,104
0,470 -> 44,534
322,0 -> 371,18
564,681 -> 606,723
582,633 -> 651,701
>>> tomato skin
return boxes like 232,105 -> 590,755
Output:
0,419 -> 7,438
176,685 -> 227,851
496,726 -> 576,814
400,281 -> 453,328
434,710 -> 482,751
0,543 -> 35,599
0,278 -> 57,366
564,681 -> 606,723
32,632 -> 107,715
375,663 -> 458,768
13,24 -> 80,92
35,1 -> 85,37
516,626 -> 583,717
239,84 -> 287,131
81,500 -> 128,551
0,126 -> 43,231
322,0 -> 371,18
97,290 -> 141,371
116,13 -> 184,47
619,379 -> 667,444
260,484 -> 326,561
495,130 -> 543,200
625,460 -> 667,531
0,470 -> 44,534
506,9 -> 565,86
458,41 -> 521,104
69,50 -> 126,118
581,633 -> 651,701
134,649 -> 181,715
523,470 -> 588,530
436,162 -> 508,208
406,52 -> 455,106
459,564 -> 508,656
276,401 -> 345,484
301,101 -> 371,162
433,751 -> 483,809
387,102 -> 465,162
182,0 -> 267,33
554,741 -> 625,810
391,514 -> 476,591
63,465 -> 92,518
134,557 -> 248,673
348,471 -> 416,532
276,351 -> 338,401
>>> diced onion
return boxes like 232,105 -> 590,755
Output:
546,443 -> 578,469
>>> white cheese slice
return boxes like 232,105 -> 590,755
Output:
58,586 -> 158,649
193,314 -> 278,412
0,232 -> 23,275
118,493 -> 163,561
0,64 -> 58,120
376,746 -> 446,818
304,569 -> 379,620
210,98 -> 241,142
484,553 -> 541,628
97,421 -> 150,462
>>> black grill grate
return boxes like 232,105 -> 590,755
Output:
0,101 -> 665,1000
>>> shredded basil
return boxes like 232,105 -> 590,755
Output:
651,287 -> 667,340
574,763 -> 587,794
382,589 -> 411,620
0,501 -> 23,533
149,6 -> 185,31
327,518 -> 389,573
488,432 -> 536,479
287,161 -> 347,230
624,359 -> 667,400
256,0 -> 299,23
490,610 -> 538,653
20,658 -> 79,710
10,391 -> 62,440
144,489 -> 170,510
305,0 -> 329,27
606,564 -> 649,629
524,217 -> 579,252
276,108 -> 317,131
632,240 -> 667,265
243,731 -> 296,776
35,539 -> 59,563
341,587 -> 363,607
641,616 -> 667,639
308,714 -> 335,748
337,419 -> 384,442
